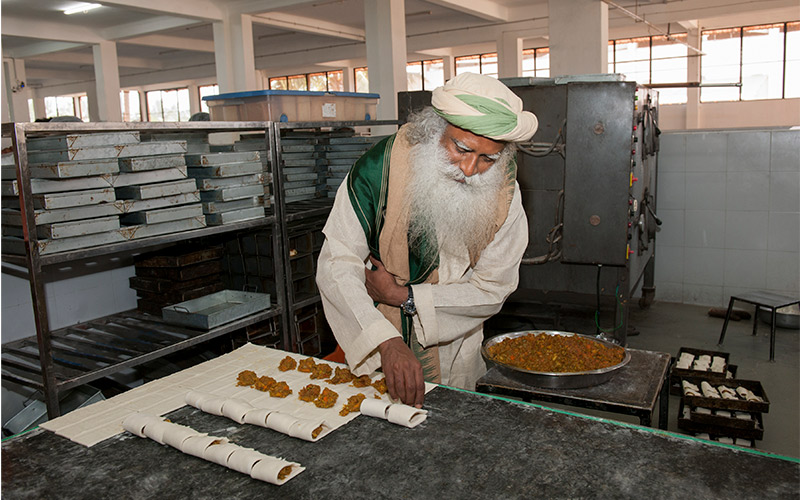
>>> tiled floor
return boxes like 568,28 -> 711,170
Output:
504,300 -> 799,459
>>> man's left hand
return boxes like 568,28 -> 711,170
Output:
365,255 -> 407,306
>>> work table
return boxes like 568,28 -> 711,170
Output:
3,385 -> 798,498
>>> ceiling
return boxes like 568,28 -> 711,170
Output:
2,0 -> 798,93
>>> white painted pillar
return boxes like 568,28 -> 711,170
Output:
342,66 -> 354,92
498,33 -> 523,79
188,83 -> 200,115
686,25 -> 701,129
138,90 -> 148,121
548,0 -> 608,76
86,87 -> 100,122
442,55 -> 455,83
33,97 -> 46,120
364,0 -> 407,123
213,14 -> 257,93
3,59 -> 31,122
92,41 -> 122,121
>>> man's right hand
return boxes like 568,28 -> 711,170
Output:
378,337 -> 425,408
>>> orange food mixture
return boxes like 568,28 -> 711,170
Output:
371,378 -> 387,394
278,356 -> 297,371
310,363 -> 332,380
328,366 -> 355,384
278,465 -> 293,480
486,333 -> 624,373
298,357 -> 316,373
269,381 -> 293,398
298,384 -> 321,402
351,374 -> 372,388
236,370 -> 258,387
254,375 -> 277,392
314,387 -> 339,408
339,393 -> 367,416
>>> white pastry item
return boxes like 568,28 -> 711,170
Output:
718,385 -> 737,400
735,438 -> 752,447
682,381 -> 701,396
265,411 -> 299,434
203,442 -> 240,467
714,410 -> 732,418
360,399 -> 391,419
387,404 -> 428,428
251,458 -> 305,485
199,396 -> 228,416
122,412 -> 161,438
717,437 -> 734,444
676,352 -> 694,369
243,408 -> 272,427
162,423 -> 201,450
228,448 -> 265,475
182,435 -> 226,458
143,419 -> 175,445
734,412 -> 752,420
288,418 -> 330,442
694,407 -> 712,415
221,398 -> 253,424
700,381 -> 721,398
710,356 -> 725,373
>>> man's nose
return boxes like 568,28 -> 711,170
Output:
458,155 -> 479,177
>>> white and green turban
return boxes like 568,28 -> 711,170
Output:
431,72 -> 538,143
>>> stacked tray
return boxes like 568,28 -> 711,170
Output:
279,134 -> 323,204
324,135 -> 383,197
141,132 -> 210,153
211,132 -> 273,206
2,131 -> 206,255
222,230 -> 275,297
186,152 -> 267,226
672,347 -> 769,447
131,245 -> 224,316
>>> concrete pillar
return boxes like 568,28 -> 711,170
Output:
364,0 -> 407,123
342,66 -> 355,92
498,33 -> 523,79
86,87 -> 100,122
442,55 -> 455,83
92,41 -> 122,121
188,83 -> 200,115
3,59 -> 31,122
213,14 -> 257,93
548,0 -> 608,76
685,26 -> 701,129
33,97 -> 46,120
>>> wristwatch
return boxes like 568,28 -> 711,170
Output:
400,286 -> 416,316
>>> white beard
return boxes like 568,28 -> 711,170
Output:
407,137 -> 507,263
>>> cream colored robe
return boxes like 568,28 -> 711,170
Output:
316,179 -> 529,391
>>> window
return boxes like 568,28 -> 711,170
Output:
199,84 -> 218,113
269,70 -> 344,92
742,24 -> 785,100
787,22 -> 800,99
701,22 -> 798,102
44,96 -> 73,118
608,34 -> 689,104
120,90 -> 141,122
355,67 -> 369,93
522,48 -> 550,77
455,53 -> 498,78
146,88 -> 190,122
78,96 -> 89,122
406,58 -> 444,91
27,99 -> 35,122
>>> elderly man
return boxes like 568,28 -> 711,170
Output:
316,73 -> 538,407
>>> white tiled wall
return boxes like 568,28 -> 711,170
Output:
655,129 -> 800,307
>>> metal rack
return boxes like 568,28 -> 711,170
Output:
1,121 -> 288,418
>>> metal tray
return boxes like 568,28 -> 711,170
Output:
481,330 -> 631,389
161,290 -> 271,330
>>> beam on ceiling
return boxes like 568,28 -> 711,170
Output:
1,16 -> 104,44
122,34 -> 215,53
423,0 -> 510,22
6,41 -> 87,59
227,0 -> 318,15
95,0 -> 223,21
252,13 -> 366,41
100,16 -> 200,40
28,52 -> 164,70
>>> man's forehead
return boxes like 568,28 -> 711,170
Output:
442,124 -> 505,155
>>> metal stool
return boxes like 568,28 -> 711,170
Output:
718,291 -> 800,361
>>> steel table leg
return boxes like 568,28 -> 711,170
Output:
718,297 -> 736,345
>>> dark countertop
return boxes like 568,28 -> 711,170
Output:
3,385 -> 798,499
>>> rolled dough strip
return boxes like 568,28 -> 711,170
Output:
287,418 -> 330,442
243,408 -> 272,427
199,396 -> 228,416
360,398 -> 391,419
222,398 -> 254,424
265,412 -> 299,434
143,419 -> 175,445
387,404 -> 427,428
122,412 -> 161,438
182,435 -> 226,458
162,423 -> 201,450
204,442 -> 241,467
228,448 -> 265,475
251,457 -> 305,485
185,390 -> 214,408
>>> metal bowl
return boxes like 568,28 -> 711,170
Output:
482,330 -> 631,389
